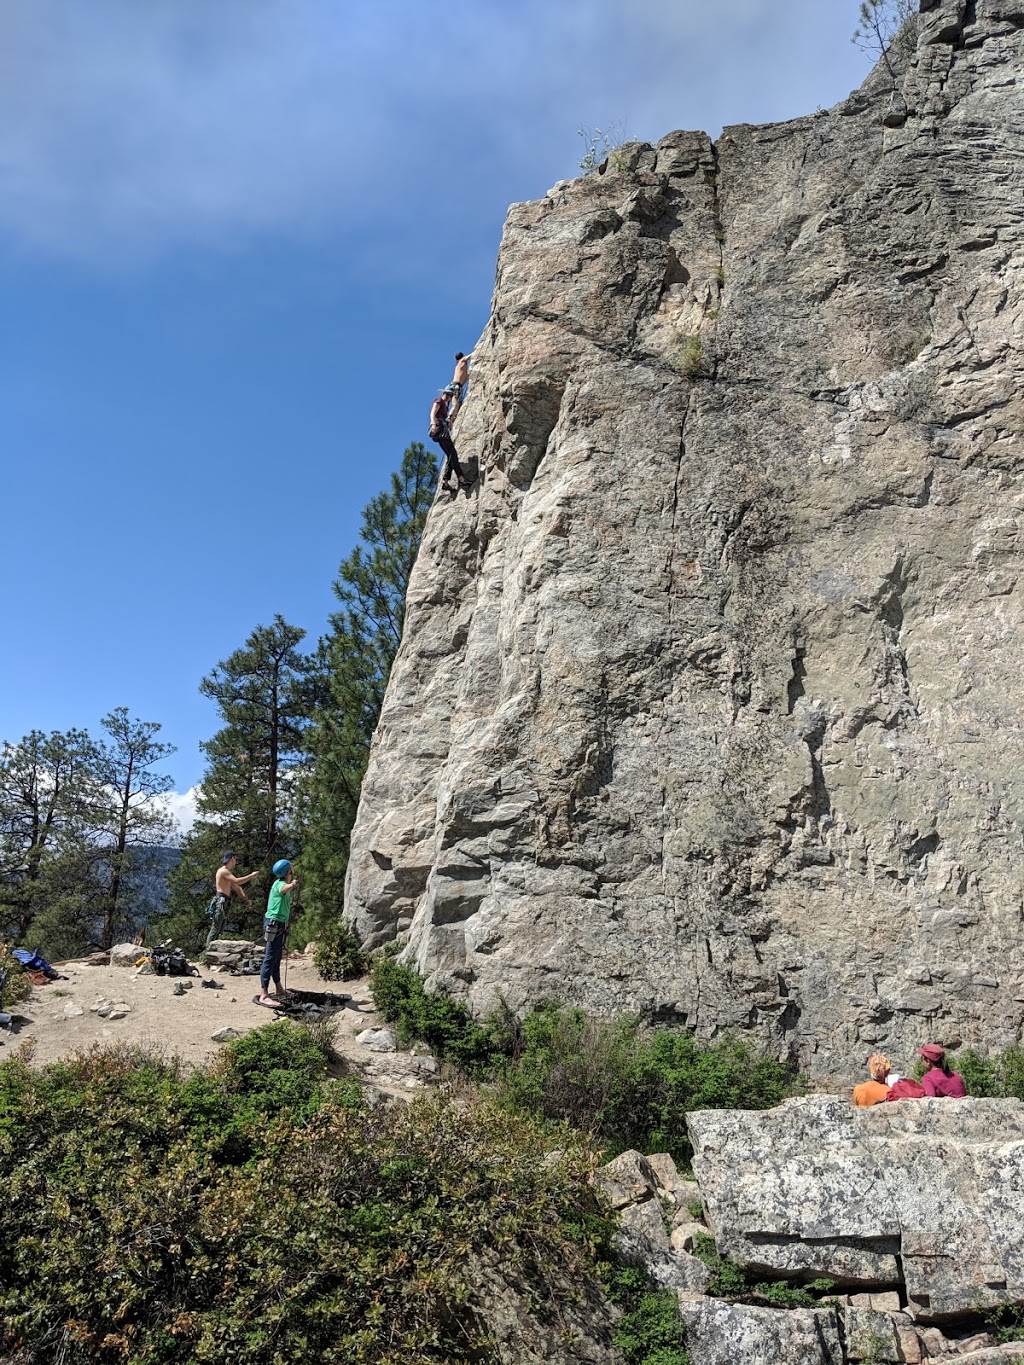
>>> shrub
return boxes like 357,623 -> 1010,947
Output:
370,954 -> 510,1075
497,1006 -> 802,1165
313,917 -> 366,980
0,1032 -> 615,1365
610,1275 -> 690,1365
0,947 -> 31,1007
498,1004 -> 642,1141
692,1234 -> 833,1308
955,1046 -> 1024,1101
987,1301 -> 1024,1344
370,963 -> 802,1164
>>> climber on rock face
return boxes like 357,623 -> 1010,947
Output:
916,1043 -> 967,1097
852,1053 -> 892,1106
429,385 -> 471,492
449,351 -> 470,421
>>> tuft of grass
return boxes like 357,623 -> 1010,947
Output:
673,333 -> 705,379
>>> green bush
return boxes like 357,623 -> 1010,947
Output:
370,964 -> 802,1164
692,1234 -> 833,1308
0,1029 -> 616,1365
370,954 -> 510,1075
955,1045 -> 1024,1101
496,1004 -> 801,1165
312,918 -> 366,980
987,1301 -> 1024,1344
609,1271 -> 690,1365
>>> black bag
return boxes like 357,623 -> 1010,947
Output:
152,946 -> 193,977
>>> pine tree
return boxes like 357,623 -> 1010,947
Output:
0,728 -> 100,944
299,442 -> 437,931
852,0 -> 918,81
92,709 -> 176,951
163,616 -> 315,948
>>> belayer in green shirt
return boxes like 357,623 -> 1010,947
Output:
258,858 -> 298,1008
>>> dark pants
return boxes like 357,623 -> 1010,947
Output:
204,894 -> 228,952
434,431 -> 464,484
260,917 -> 286,993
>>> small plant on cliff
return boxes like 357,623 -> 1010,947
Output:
986,1301 -> 1024,1344
852,0 -> 919,83
692,1234 -> 834,1308
672,332 -> 705,379
605,1265 -> 690,1365
577,121 -> 628,174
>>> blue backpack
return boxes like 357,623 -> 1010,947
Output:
12,948 -> 58,977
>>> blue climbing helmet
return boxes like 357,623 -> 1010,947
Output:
272,859 -> 292,877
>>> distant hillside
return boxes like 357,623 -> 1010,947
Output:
124,844 -> 181,924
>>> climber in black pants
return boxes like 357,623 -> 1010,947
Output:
429,385 -> 471,491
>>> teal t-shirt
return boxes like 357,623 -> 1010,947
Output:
266,878 -> 292,924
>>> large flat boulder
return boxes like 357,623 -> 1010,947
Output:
688,1095 -> 1024,1320
679,1299 -> 843,1365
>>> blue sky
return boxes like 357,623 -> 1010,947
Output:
1,0 -> 871,820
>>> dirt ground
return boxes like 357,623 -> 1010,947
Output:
1,952 -> 401,1081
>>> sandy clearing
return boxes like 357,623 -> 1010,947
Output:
2,954 -> 385,1072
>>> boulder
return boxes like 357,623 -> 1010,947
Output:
688,1095 -> 1024,1320
211,1027 -> 243,1043
109,944 -> 144,968
616,1198 -> 670,1262
645,1152 -> 686,1193
596,1150 -> 659,1210
670,1221 -> 709,1254
355,1027 -> 397,1053
204,940 -> 259,970
843,1307 -> 901,1363
678,1298 -> 843,1365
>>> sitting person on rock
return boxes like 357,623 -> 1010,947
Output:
853,1053 -> 892,1106
916,1042 -> 967,1097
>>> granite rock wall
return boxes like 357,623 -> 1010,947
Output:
346,0 -> 1024,1081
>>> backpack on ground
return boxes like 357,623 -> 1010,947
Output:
12,948 -> 58,978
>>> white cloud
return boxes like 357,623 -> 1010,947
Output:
0,0 -> 866,261
156,785 -> 201,839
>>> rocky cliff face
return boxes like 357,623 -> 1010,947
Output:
347,0 -> 1024,1081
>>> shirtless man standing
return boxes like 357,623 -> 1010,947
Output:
205,851 -> 260,954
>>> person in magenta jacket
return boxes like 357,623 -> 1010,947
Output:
916,1043 -> 967,1097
